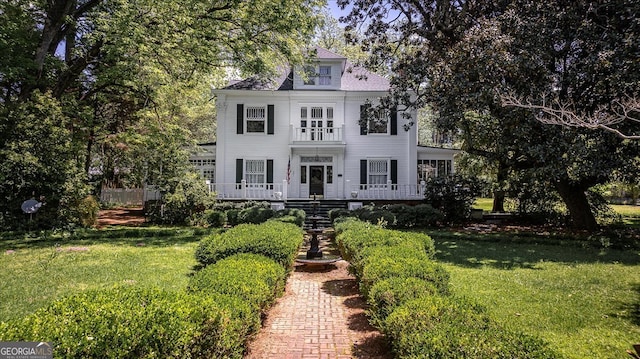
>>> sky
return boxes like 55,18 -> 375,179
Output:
326,0 -> 351,22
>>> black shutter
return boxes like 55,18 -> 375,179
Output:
391,159 -> 398,184
235,159 -> 243,183
236,104 -> 244,134
266,159 -> 274,183
390,107 -> 398,135
267,105 -> 275,135
360,160 -> 367,185
359,105 -> 367,135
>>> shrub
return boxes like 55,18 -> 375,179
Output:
225,209 -> 241,226
423,174 -> 481,223
0,286 -> 256,359
367,277 -> 438,327
72,195 -> 100,227
195,221 -> 303,269
149,172 -> 216,225
384,295 -> 559,359
328,208 -> 353,223
275,208 -> 306,227
357,208 -> 397,227
189,253 -> 286,312
336,221 -> 435,264
358,245 -> 449,296
189,209 -> 226,227
238,206 -> 276,224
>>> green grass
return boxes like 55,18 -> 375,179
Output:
474,198 -> 640,216
0,227 -> 215,322
429,231 -> 640,359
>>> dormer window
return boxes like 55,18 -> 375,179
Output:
318,66 -> 331,85
302,65 -> 332,86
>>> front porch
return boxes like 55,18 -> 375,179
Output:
208,180 -> 428,201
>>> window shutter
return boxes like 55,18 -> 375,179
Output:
266,159 -> 274,183
390,107 -> 398,135
236,104 -> 244,134
235,159 -> 243,183
360,159 -> 367,185
267,105 -> 275,135
391,159 -> 398,184
359,105 -> 367,135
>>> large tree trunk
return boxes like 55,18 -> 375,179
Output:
555,178 -> 598,231
492,164 -> 508,212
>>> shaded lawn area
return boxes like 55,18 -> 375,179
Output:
0,227 -> 215,322
429,230 -> 640,359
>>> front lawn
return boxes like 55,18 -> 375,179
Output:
430,231 -> 640,359
0,227 -> 212,322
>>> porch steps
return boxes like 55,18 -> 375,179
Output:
285,200 -> 347,229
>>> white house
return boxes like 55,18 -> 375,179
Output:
194,47 -> 457,201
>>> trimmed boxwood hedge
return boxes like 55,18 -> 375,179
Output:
366,277 -> 438,327
335,219 -> 560,359
384,296 -> 559,359
195,221 -> 303,269
0,286 -> 256,359
188,253 -> 286,312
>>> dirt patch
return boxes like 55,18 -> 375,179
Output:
96,207 -> 145,228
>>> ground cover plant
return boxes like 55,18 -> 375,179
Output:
430,230 -> 640,359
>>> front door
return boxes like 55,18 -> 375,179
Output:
309,166 -> 324,197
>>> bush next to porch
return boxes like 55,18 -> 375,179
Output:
195,221 -> 303,269
335,219 -> 560,359
329,203 -> 443,228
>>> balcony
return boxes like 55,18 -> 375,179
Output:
290,125 -> 344,144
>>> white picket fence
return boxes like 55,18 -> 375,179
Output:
100,187 -> 161,205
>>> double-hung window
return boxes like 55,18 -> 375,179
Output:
368,159 -> 388,184
246,106 -> 265,133
318,65 -> 331,85
245,159 -> 265,185
360,105 -> 397,135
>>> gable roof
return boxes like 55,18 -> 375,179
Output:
220,47 -> 389,92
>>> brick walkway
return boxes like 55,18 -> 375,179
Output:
244,260 -> 391,359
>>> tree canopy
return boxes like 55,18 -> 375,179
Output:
338,0 -> 640,230
0,0 -> 323,228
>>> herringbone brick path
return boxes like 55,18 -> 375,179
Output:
244,260 -> 391,359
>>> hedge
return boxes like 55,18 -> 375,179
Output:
195,221 -> 303,269
335,219 -> 560,359
384,296 -> 559,359
0,287 -> 256,359
188,253 -> 286,312
330,203 -> 443,228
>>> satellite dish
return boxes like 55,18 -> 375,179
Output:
21,199 -> 42,214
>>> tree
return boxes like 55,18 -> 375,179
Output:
0,0 -> 323,228
338,0 -> 640,230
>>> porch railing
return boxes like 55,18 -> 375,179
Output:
291,125 -> 344,142
207,180 -> 427,200
347,181 -> 426,200
210,180 -> 288,200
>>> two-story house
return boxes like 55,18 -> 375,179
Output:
192,47 -> 457,202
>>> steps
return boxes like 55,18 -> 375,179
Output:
285,200 -> 347,229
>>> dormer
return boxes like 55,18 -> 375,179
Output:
293,47 -> 347,90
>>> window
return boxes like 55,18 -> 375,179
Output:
300,166 -> 307,184
368,160 -> 388,184
368,108 -> 389,134
318,66 -> 331,85
245,160 -> 265,184
417,159 -> 452,180
246,106 -> 265,133
326,166 -> 333,184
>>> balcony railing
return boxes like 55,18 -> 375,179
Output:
291,125 -> 343,142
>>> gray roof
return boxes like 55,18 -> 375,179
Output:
221,47 -> 389,92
